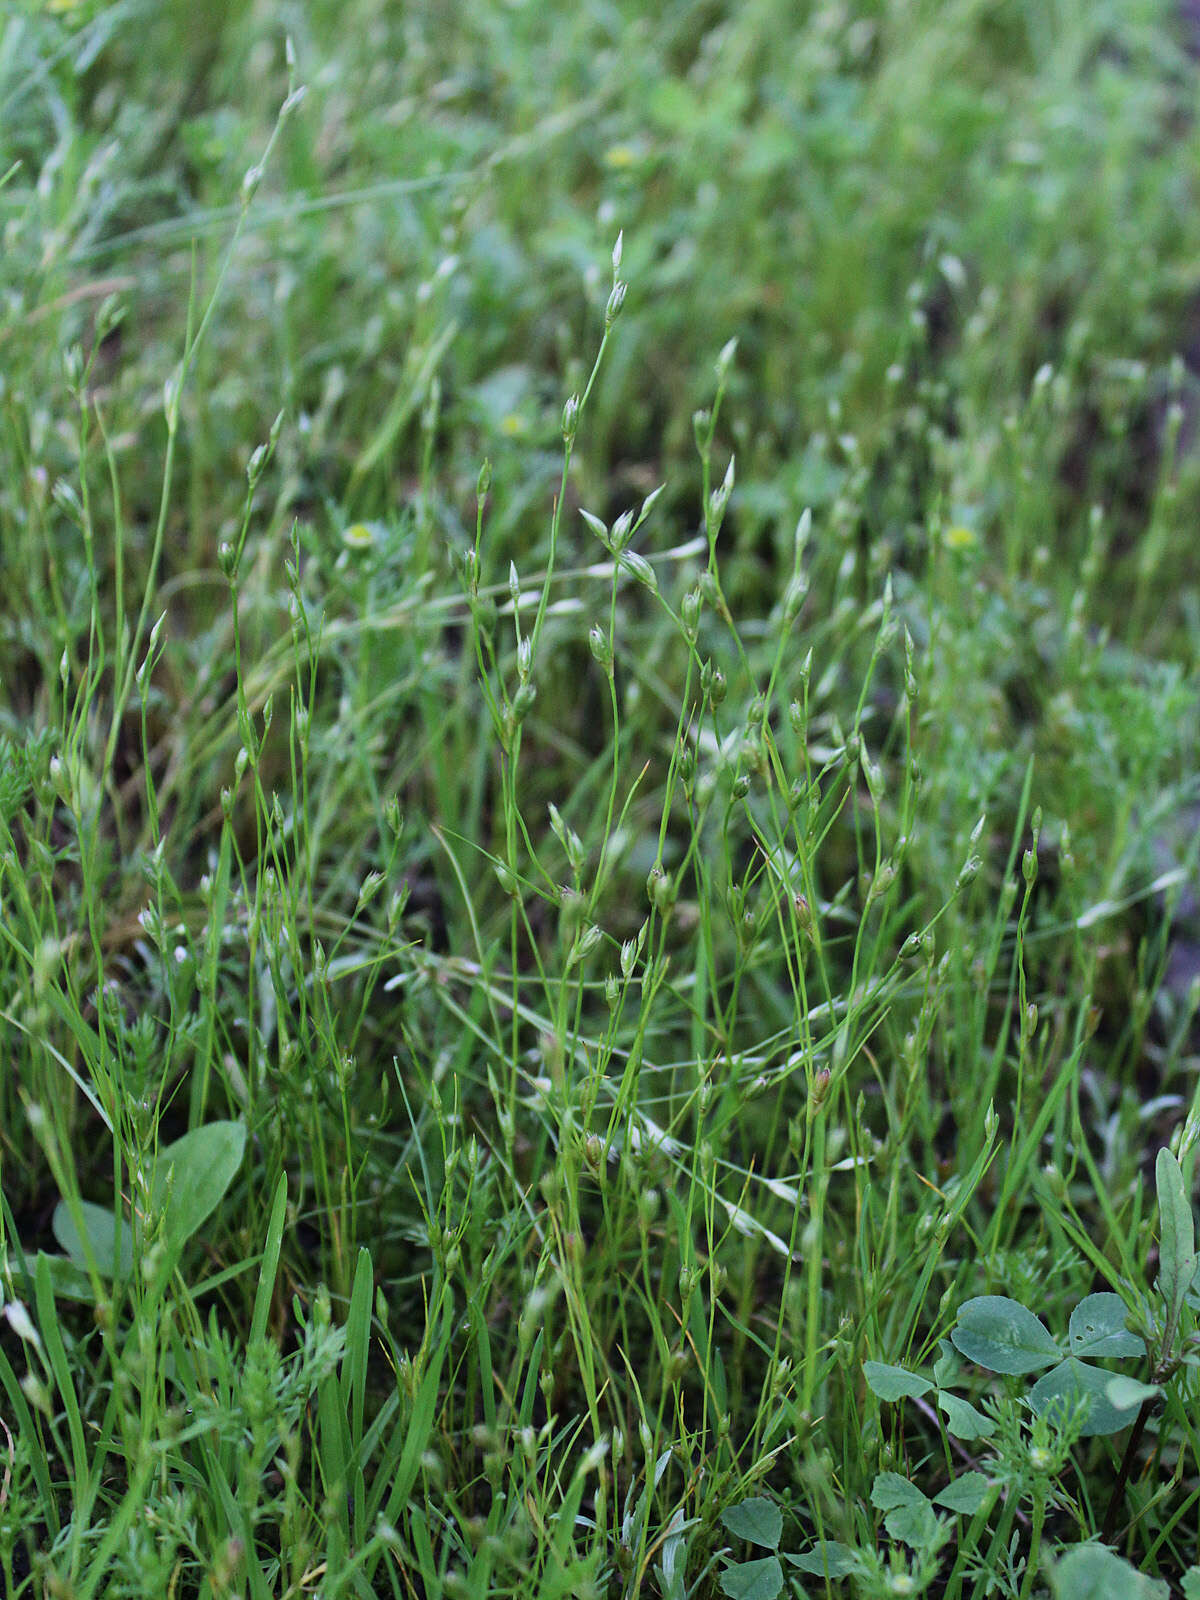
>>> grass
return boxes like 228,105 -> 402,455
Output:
2,0 -> 1200,1595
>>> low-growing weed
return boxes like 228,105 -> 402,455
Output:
740,1144 -> 1200,1596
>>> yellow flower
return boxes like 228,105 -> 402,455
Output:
342,523 -> 375,550
944,524 -> 979,551
603,144 -> 640,170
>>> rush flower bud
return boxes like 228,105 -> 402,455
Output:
511,681 -> 537,723
639,484 -> 665,522
956,854 -> 982,891
241,163 -> 264,203
562,394 -> 581,442
619,550 -> 657,591
699,659 -> 726,706
588,626 -> 613,671
783,573 -> 809,621
580,508 -> 610,548
866,861 -> 896,903
680,589 -> 701,642
707,456 -> 735,536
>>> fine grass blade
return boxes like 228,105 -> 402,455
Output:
249,1171 -> 288,1347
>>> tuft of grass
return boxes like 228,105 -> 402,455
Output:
2,3 -> 1200,1597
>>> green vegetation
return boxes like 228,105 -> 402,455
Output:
3,1 -> 1200,1595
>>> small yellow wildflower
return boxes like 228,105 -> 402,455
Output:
603,144 -> 640,170
342,523 -> 375,550
944,524 -> 979,551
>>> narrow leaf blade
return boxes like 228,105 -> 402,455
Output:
1156,1147 -> 1196,1331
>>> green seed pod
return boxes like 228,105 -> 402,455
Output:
511,681 -> 537,723
562,394 -> 581,443
588,626 -> 613,670
680,588 -> 701,642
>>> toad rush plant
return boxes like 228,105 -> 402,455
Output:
7,4 -> 1200,1596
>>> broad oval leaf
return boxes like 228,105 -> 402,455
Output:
619,551 -> 659,593
1050,1542 -> 1170,1600
19,1251 -> 94,1303
883,1500 -> 941,1551
952,1295 -> 1060,1375
719,1556 -> 783,1600
53,1200 -> 134,1279
1068,1294 -> 1143,1358
1105,1375 -> 1159,1411
871,1473 -> 929,1513
151,1121 -> 246,1259
937,1391 -> 996,1441
1028,1357 -> 1141,1437
720,1497 -> 782,1551
871,1473 -> 941,1548
932,1339 -> 964,1388
934,1472 -> 991,1514
787,1541 -> 858,1578
863,1360 -> 933,1402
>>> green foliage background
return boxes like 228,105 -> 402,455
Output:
2,2 -> 1200,1596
